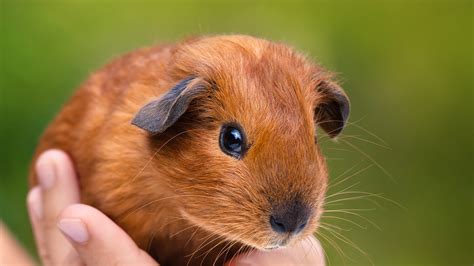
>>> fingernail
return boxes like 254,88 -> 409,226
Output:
27,187 -> 43,219
58,218 -> 89,244
36,155 -> 56,189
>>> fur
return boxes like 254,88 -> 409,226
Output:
29,35 -> 349,265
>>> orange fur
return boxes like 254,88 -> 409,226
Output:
29,35 -> 348,265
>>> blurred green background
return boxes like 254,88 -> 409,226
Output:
1,0 -> 472,265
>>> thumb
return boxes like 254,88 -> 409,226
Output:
58,204 -> 158,266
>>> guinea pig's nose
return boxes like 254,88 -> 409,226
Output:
269,201 -> 311,234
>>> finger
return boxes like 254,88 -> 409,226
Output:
58,204 -> 158,266
36,149 -> 81,264
0,221 -> 35,265
27,186 -> 47,263
228,236 -> 325,266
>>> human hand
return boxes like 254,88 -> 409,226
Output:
28,150 -> 325,265
28,150 -> 157,265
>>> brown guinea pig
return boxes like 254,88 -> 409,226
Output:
29,35 -> 350,265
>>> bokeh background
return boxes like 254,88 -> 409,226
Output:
1,0 -> 472,265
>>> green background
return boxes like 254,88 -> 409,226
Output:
1,0 -> 472,265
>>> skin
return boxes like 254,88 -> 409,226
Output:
0,221 -> 35,265
19,149 -> 326,265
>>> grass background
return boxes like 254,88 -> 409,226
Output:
1,0 -> 472,265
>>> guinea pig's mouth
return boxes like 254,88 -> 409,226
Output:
263,241 -> 289,250
264,245 -> 281,250
179,208 -> 315,252
262,234 -> 295,250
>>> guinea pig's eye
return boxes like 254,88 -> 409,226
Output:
219,124 -> 246,159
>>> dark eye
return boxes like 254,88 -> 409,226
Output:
219,124 -> 246,158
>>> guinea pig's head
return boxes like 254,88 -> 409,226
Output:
132,35 -> 349,250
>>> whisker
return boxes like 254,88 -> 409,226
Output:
119,195 -> 183,220
340,139 -> 394,182
321,215 -> 367,230
199,235 -> 233,266
301,237 -> 312,263
329,164 -> 372,190
128,149 -> 160,185
221,241 -> 238,265
186,233 -> 221,266
329,161 -> 365,185
128,129 -> 198,185
325,208 -> 376,212
324,226 -> 374,265
184,227 -> 201,249
187,226 -> 243,265
330,181 -> 367,197
309,236 -> 328,265
350,123 -> 388,146
325,193 -> 382,205
316,229 -> 348,264
170,223 -> 200,239
325,191 -> 406,211
212,239 -> 238,266
326,157 -> 345,161
146,229 -> 157,253
325,210 -> 381,231
339,135 -> 391,150
325,147 -> 354,152
320,222 -> 352,232
228,240 -> 250,265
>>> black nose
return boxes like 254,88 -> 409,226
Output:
269,200 -> 311,234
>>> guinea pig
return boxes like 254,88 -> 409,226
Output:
29,35 -> 350,265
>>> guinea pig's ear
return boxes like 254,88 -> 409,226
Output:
314,80 -> 350,138
131,77 -> 206,134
